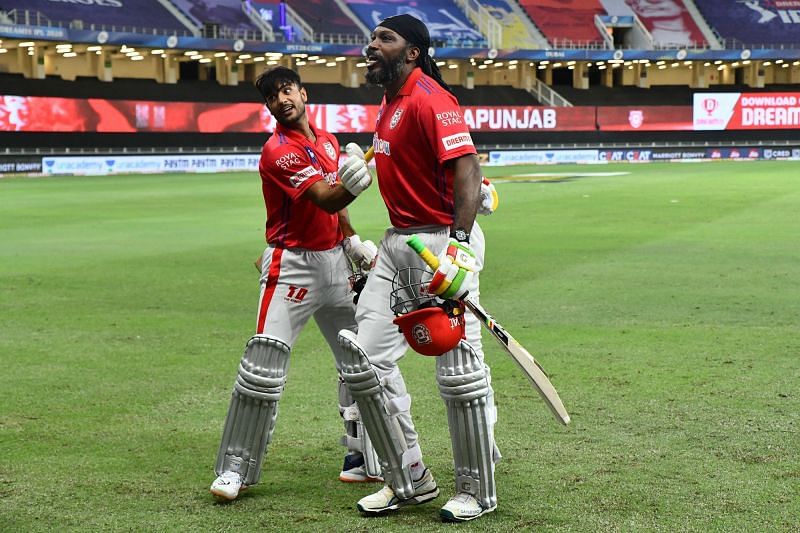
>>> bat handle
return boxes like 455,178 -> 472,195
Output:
364,146 -> 375,162
406,235 -> 440,269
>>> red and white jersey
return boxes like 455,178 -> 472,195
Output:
371,67 -> 477,228
259,122 -> 342,250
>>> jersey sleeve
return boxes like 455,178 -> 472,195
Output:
259,143 -> 324,200
417,92 -> 477,165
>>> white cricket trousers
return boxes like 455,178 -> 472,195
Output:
354,223 -> 487,451
256,244 -> 358,355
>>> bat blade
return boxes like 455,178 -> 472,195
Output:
406,235 -> 570,425
463,298 -> 571,425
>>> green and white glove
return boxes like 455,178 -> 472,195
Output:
428,239 -> 478,300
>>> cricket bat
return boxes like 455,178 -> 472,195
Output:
406,235 -> 571,426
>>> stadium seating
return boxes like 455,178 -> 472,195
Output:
346,0 -> 487,46
285,0 -> 365,40
473,0 -> 542,49
518,0 -> 606,47
693,0 -> 800,46
624,0 -> 707,48
170,0 -> 261,33
1,0 -> 190,34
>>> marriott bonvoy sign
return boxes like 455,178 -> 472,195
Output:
693,92 -> 800,130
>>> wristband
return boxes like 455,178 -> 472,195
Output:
450,228 -> 470,243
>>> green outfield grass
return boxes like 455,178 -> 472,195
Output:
1,161 -> 798,531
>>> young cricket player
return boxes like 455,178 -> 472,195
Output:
210,66 -> 380,501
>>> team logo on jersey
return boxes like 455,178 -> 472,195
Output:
390,108 -> 404,129
411,323 -> 432,345
289,166 -> 319,187
628,110 -> 644,129
323,141 -> 336,160
441,133 -> 474,151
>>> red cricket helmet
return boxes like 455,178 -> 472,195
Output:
390,267 -> 465,357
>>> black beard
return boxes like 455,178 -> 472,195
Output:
365,54 -> 405,87
274,105 -> 304,128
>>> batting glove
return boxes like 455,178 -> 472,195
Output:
343,234 -> 378,270
339,143 -> 371,196
477,177 -> 499,216
428,239 -> 479,300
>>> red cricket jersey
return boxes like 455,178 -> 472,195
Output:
372,67 -> 477,228
259,122 -> 343,250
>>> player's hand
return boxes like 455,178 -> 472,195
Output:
339,143 -> 371,196
477,177 -> 499,216
428,239 -> 479,300
343,234 -> 378,270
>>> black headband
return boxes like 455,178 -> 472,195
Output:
378,14 -> 431,52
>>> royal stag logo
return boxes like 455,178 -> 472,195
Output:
703,98 -> 719,116
411,323 -> 432,345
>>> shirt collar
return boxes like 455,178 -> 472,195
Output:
274,121 -> 317,144
397,67 -> 424,97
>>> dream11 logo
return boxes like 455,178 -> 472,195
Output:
703,97 -> 719,116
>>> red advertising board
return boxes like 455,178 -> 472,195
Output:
597,106 -> 694,131
0,95 -> 599,133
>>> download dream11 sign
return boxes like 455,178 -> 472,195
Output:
694,92 -> 800,130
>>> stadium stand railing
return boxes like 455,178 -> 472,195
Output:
528,77 -> 573,107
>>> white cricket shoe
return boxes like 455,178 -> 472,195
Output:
356,468 -> 439,514
210,471 -> 246,501
339,453 -> 383,483
440,492 -> 496,522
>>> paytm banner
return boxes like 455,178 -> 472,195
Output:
694,92 -> 800,130
42,154 -> 260,175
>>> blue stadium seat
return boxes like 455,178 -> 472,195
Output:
286,0 -> 365,39
693,0 -> 800,47
2,0 -> 190,34
346,0 -> 487,47
171,0 -> 262,32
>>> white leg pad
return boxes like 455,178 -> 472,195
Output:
215,335 -> 290,486
339,377 -> 382,478
437,340 -> 498,510
336,329 -> 417,499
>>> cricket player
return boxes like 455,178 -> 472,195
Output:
333,14 -> 500,522
210,66 -> 380,501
